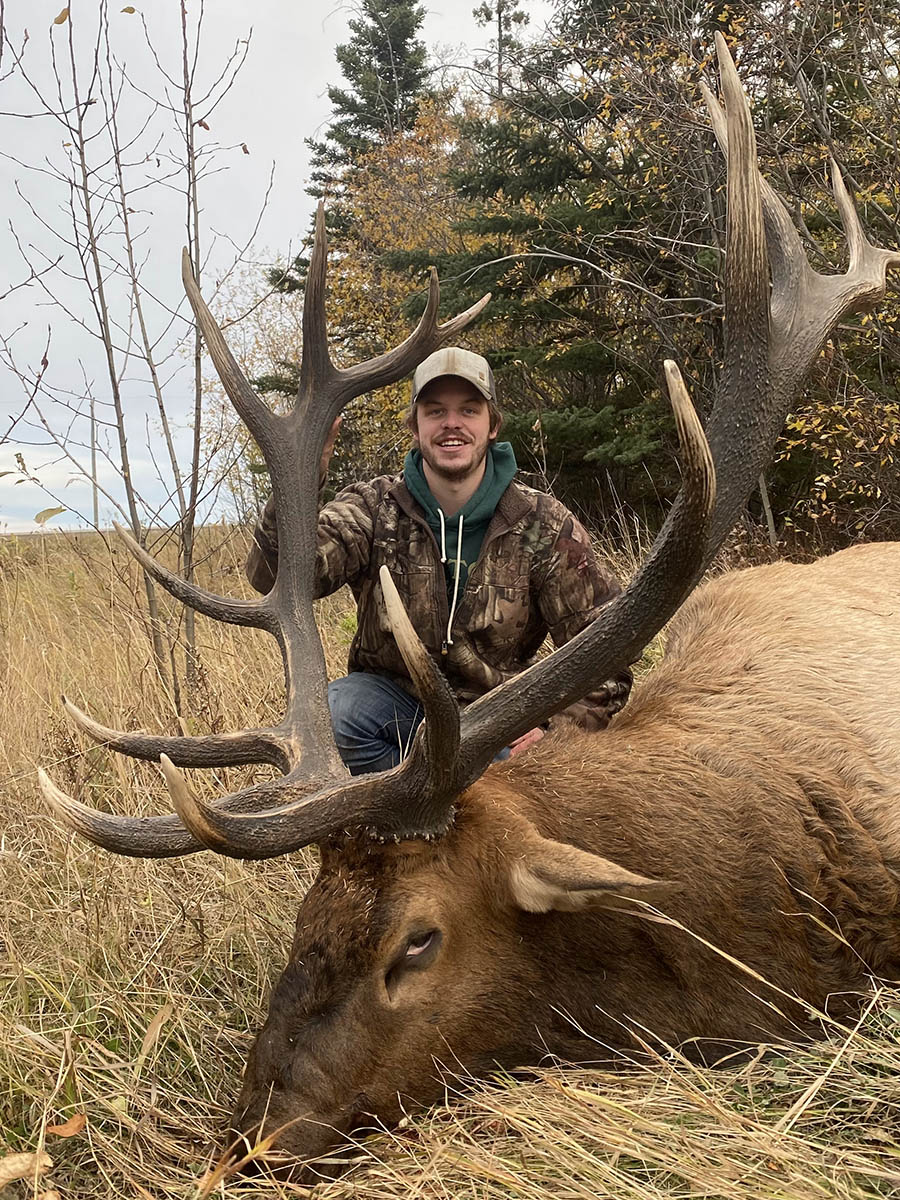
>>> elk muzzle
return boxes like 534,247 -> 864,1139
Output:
227,1088 -> 378,1181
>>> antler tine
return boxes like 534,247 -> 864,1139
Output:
112,523 -> 274,630
700,77 -> 806,316
182,250 -> 279,456
828,157 -> 900,296
700,33 -> 769,554
297,201 -> 334,402
159,756 -> 227,853
38,766 -> 286,858
379,566 -> 461,797
41,766 -> 203,857
62,696 -> 291,771
831,159 -> 867,272
335,270 -> 491,402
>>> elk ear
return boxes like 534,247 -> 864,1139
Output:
508,832 -> 678,914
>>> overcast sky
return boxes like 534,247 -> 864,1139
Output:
0,0 -> 553,533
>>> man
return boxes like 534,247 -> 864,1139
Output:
246,347 -> 630,775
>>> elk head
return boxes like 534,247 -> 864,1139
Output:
40,37 -> 900,1182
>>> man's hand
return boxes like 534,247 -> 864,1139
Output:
319,416 -> 342,486
508,726 -> 545,757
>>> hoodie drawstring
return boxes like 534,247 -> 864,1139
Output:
437,509 -> 447,564
445,513 -> 464,650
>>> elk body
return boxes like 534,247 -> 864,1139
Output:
231,541 -> 900,1167
39,39 -> 900,1181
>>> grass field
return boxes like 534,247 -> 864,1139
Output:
2,526 -> 899,1198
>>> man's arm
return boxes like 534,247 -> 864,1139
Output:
245,482 -> 380,597
246,492 -> 280,593
536,509 -> 633,731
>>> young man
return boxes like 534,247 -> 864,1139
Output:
246,347 -> 630,775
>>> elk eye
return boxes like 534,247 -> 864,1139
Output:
405,930 -> 436,959
384,930 -> 442,997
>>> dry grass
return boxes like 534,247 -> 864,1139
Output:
2,527 -> 899,1199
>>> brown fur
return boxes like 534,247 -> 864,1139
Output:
232,543 -> 900,1178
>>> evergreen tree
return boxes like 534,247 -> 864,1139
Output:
472,0 -> 530,95
268,0 -> 433,306
306,0 -> 431,199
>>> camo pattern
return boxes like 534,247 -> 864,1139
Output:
247,476 -> 630,728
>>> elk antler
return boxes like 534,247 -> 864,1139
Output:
449,36 -> 899,786
42,35 -> 898,860
41,205 -> 489,856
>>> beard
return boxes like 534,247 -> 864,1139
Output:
419,437 -> 490,482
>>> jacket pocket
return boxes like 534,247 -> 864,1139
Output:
464,583 -> 532,652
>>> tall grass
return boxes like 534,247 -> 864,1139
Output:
1,528 -> 898,1198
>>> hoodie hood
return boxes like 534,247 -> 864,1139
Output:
403,441 -> 517,532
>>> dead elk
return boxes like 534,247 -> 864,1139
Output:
40,38 -> 900,1182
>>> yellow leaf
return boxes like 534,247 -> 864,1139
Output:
47,1112 -> 87,1137
34,505 -> 66,526
0,1151 -> 53,1188
134,1003 -> 173,1077
121,5 -> 137,10
52,7 -> 69,24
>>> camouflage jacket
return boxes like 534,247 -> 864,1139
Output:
246,476 -> 631,729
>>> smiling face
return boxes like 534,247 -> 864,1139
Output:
412,376 -> 498,482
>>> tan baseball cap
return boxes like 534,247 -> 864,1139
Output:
411,347 -> 496,404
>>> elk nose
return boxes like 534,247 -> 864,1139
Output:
223,1122 -> 303,1181
224,1127 -> 356,1184
225,1102 -> 361,1181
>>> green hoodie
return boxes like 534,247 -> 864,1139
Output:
403,441 -> 518,609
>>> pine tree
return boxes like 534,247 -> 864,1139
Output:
268,0 -> 433,305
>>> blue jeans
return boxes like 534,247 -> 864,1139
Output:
328,672 -> 510,776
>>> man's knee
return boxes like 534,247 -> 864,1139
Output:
327,674 -> 368,740
327,673 -> 422,770
329,673 -> 405,737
